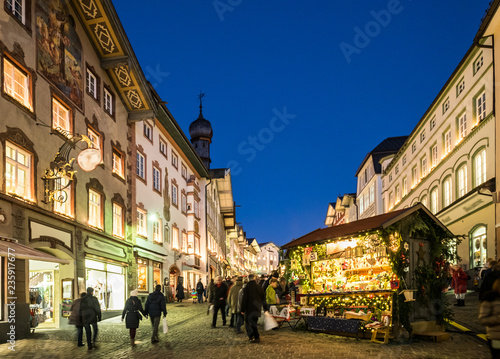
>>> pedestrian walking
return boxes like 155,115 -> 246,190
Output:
235,277 -> 248,334
241,273 -> 268,343
122,289 -> 147,347
451,264 -> 469,306
209,276 -> 228,327
206,279 -> 215,304
68,292 -> 86,347
481,259 -> 497,280
479,278 -> 500,358
176,282 -> 185,303
80,287 -> 101,350
224,277 -> 233,318
228,276 -> 243,328
196,279 -> 205,304
145,284 -> 167,343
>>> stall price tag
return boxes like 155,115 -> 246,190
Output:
310,252 -> 318,261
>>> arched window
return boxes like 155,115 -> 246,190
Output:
474,149 -> 486,187
430,187 -> 438,214
442,177 -> 452,208
471,226 -> 487,268
457,164 -> 467,197
421,195 -> 428,207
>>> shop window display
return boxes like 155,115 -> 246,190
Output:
85,259 -> 125,311
138,258 -> 148,291
29,271 -> 54,326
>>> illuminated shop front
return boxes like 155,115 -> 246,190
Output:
137,257 -> 163,294
85,258 -> 126,311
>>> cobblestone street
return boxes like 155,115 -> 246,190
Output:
0,300 -> 491,359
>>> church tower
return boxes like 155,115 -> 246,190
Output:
189,93 -> 213,169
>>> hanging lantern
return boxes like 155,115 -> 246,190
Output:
77,148 -> 102,171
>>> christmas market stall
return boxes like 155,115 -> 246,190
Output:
281,203 -> 459,342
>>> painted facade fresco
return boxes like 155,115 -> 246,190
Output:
36,0 -> 83,108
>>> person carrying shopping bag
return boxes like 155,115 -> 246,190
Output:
145,284 -> 167,343
122,289 -> 147,347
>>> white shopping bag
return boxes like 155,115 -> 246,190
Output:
209,305 -> 214,315
263,311 -> 279,331
162,317 -> 168,334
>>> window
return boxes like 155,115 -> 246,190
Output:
172,227 -> 179,250
3,57 -> 31,109
182,232 -> 188,253
172,151 -> 178,169
389,173 -> 392,182
194,200 -> 200,218
443,177 -> 452,208
112,203 -> 124,238
144,122 -> 153,141
86,68 -> 98,100
153,219 -> 162,244
137,152 -> 145,179
474,53 -> 484,74
421,195 -> 428,207
402,177 -> 407,197
395,165 -> 399,175
53,177 -> 72,217
420,130 -> 426,143
181,192 -> 187,213
382,179 -> 385,189
456,78 -> 465,97
421,157 -> 427,177
112,150 -> 124,178
159,138 -> 167,157
137,209 -> 147,237
137,258 -> 148,292
181,164 -> 187,179
458,113 -> 467,139
402,154 -> 407,166
412,142 -> 416,154
6,141 -> 32,200
52,98 -> 71,135
395,185 -> 400,203
457,164 -> 468,197
88,189 -> 102,229
430,187 -> 438,214
6,0 -> 25,24
444,130 -> 452,155
153,166 -> 161,192
388,192 -> 393,209
471,226 -> 487,268
87,127 -> 102,160
430,117 -> 436,130
431,145 -> 438,167
171,183 -> 178,206
477,92 -> 486,121
359,195 -> 364,214
103,86 -> 114,116
369,184 -> 374,204
442,99 -> 450,115
474,149 -> 486,187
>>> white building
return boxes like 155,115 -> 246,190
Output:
381,40 -> 495,270
324,195 -> 358,227
257,242 -> 280,274
356,137 -> 407,220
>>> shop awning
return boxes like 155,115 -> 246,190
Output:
0,238 -> 70,264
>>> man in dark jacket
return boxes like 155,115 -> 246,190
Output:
480,263 -> 500,301
209,276 -> 228,327
196,279 -> 205,304
145,284 -> 167,343
80,287 -> 101,350
241,273 -> 268,343
69,292 -> 86,347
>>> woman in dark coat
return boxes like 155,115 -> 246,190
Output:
176,282 -> 185,302
122,289 -> 147,346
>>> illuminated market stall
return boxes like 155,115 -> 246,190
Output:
282,204 -> 459,341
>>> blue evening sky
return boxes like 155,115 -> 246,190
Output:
114,0 -> 491,246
